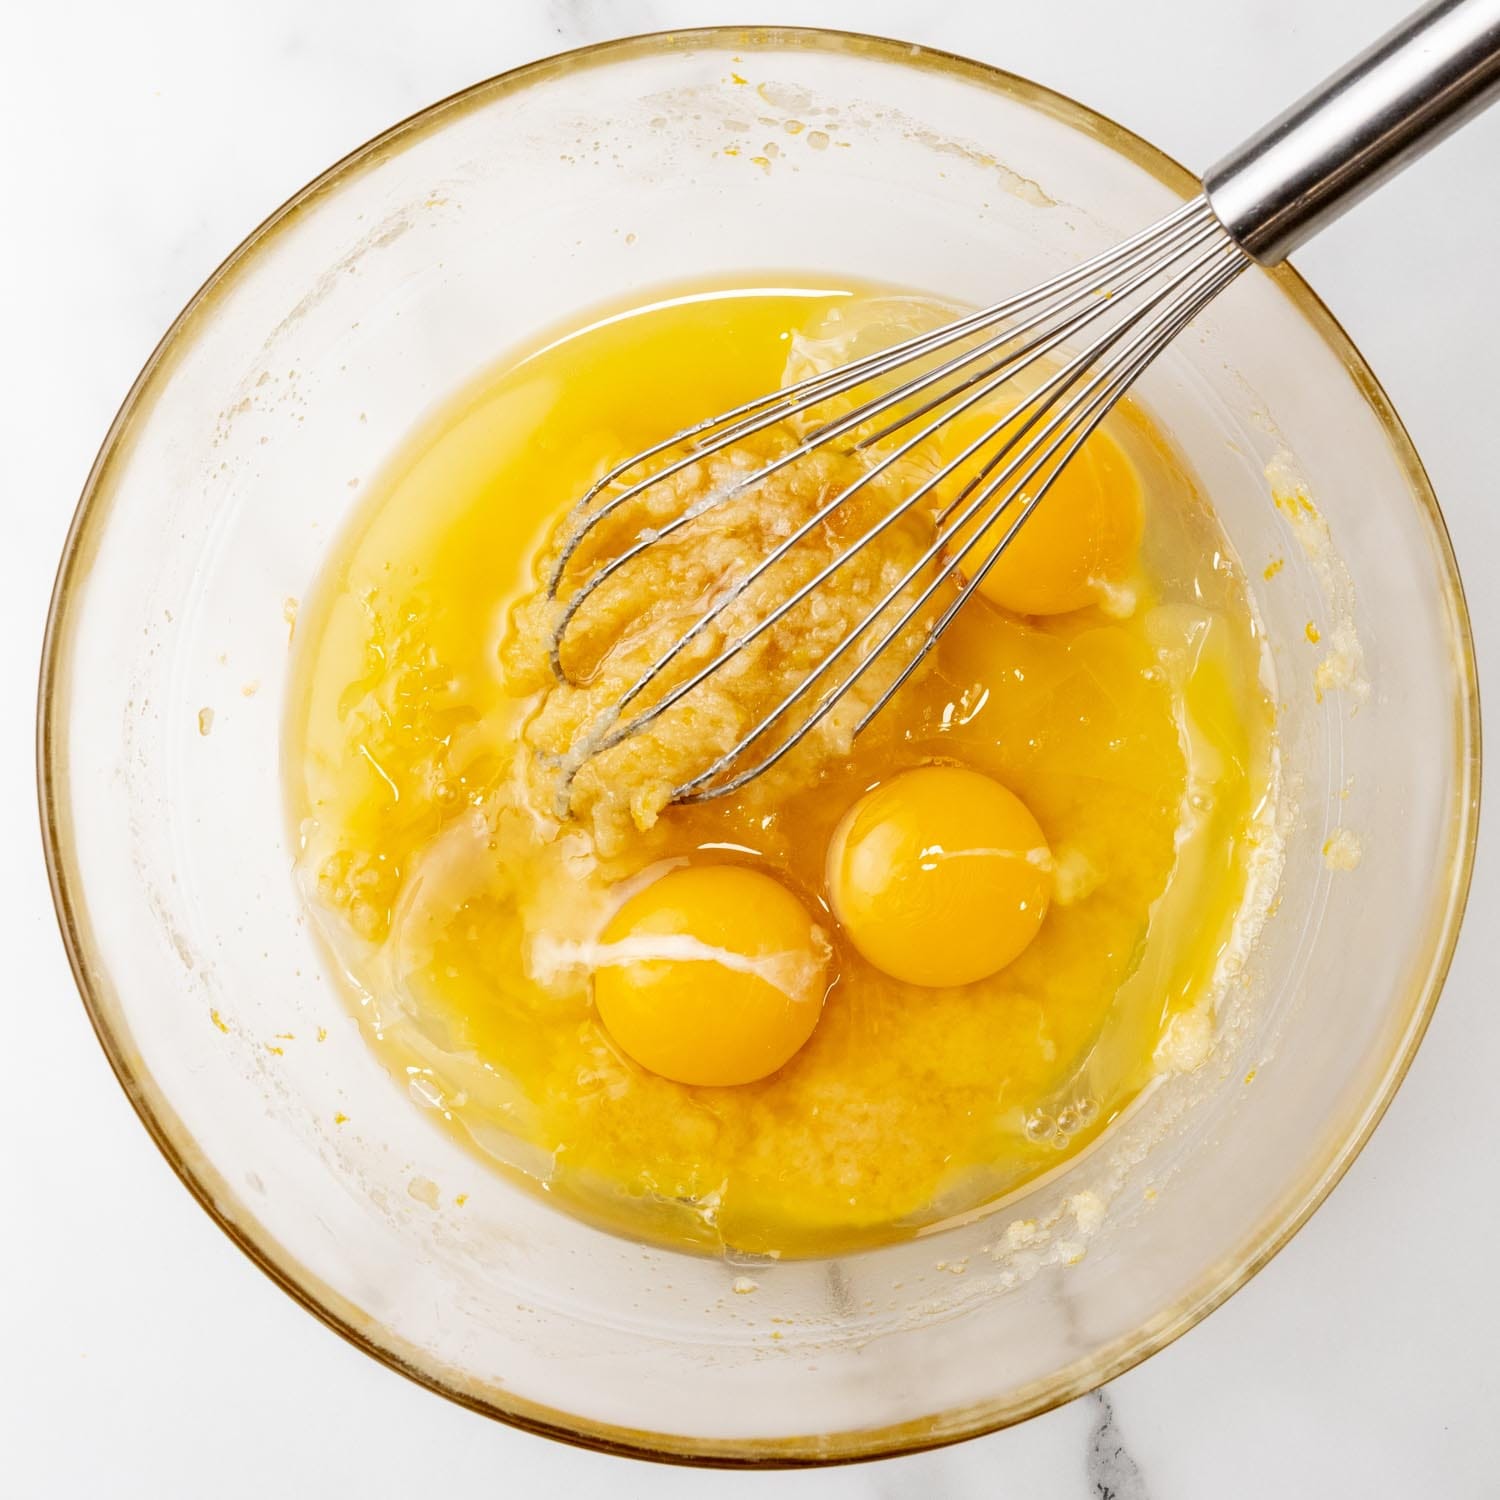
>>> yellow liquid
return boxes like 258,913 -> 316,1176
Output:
287,280 -> 1274,1256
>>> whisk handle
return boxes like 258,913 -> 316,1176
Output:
1204,0 -> 1500,263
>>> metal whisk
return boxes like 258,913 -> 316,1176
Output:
547,0 -> 1500,808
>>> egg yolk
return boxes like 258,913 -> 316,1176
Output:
592,865 -> 830,1087
964,423 -> 1143,616
827,765 -> 1051,987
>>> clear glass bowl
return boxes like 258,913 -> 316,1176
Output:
40,29 -> 1478,1464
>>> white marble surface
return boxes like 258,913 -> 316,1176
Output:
3,0 -> 1497,1493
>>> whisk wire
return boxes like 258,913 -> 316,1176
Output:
548,203 -> 1227,681
844,205 -> 1227,455
671,239 -> 1248,801
850,256 -> 1249,746
588,220 -> 1238,761
544,199 -> 1219,608
540,195 -> 1251,808
556,196 -> 1210,532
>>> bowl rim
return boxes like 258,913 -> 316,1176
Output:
36,24 -> 1481,1468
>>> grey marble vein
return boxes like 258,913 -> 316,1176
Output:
1086,1391 -> 1149,1500
547,0 -> 663,45
825,1259 -> 857,1317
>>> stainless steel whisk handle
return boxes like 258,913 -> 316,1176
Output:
1205,0 -> 1500,264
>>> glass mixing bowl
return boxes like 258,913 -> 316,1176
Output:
40,29 -> 1478,1464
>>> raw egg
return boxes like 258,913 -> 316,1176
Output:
827,765 -> 1051,987
592,865 -> 829,1087
966,423 -> 1143,616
